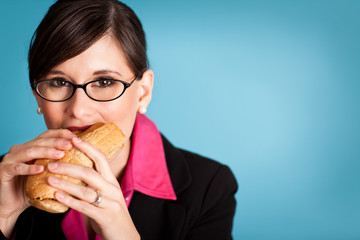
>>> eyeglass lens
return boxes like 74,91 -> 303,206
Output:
36,79 -> 126,101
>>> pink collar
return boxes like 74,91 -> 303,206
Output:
121,113 -> 176,204
62,113 -> 176,240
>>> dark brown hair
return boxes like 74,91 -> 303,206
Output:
28,0 -> 148,84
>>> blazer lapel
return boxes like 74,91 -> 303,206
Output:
129,135 -> 192,240
161,135 -> 191,196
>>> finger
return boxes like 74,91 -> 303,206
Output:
37,128 -> 77,140
71,137 -> 118,184
54,191 -> 110,218
54,190 -> 130,231
0,163 -> 44,181
47,162 -> 118,193
32,137 -> 73,151
48,176 -> 101,204
27,129 -> 75,151
4,129 -> 76,164
4,147 -> 65,164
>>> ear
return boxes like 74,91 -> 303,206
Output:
137,69 -> 154,113
32,89 -> 42,107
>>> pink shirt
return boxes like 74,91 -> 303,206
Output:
61,114 -> 176,240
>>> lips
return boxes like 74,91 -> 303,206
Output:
67,124 -> 93,132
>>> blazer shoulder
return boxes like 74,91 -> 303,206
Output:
181,148 -> 234,176
162,135 -> 238,198
161,135 -> 238,239
180,148 -> 238,196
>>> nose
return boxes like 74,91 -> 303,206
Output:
65,88 -> 95,119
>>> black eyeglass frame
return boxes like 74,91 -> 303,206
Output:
31,76 -> 138,102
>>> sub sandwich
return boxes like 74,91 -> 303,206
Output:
25,122 -> 125,213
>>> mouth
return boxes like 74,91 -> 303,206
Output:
67,125 -> 93,132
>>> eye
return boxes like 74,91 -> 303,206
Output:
49,78 -> 70,88
94,78 -> 115,88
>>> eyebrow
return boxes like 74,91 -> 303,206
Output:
47,70 -> 123,77
48,70 -> 65,75
93,70 -> 123,77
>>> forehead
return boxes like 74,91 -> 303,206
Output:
51,35 -> 133,79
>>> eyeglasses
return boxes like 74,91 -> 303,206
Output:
31,76 -> 138,102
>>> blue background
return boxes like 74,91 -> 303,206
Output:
1,1 -> 360,239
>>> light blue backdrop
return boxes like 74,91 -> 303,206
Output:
1,1 -> 359,239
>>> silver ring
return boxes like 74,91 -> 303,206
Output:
92,190 -> 102,206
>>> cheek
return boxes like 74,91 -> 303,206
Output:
41,104 -> 65,129
102,96 -> 139,139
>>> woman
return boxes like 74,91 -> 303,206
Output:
0,0 -> 237,239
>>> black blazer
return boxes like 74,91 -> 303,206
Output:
1,136 -> 238,240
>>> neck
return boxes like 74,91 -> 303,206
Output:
108,138 -> 131,182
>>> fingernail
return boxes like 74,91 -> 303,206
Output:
55,150 -> 64,158
73,137 -> 82,143
36,165 -> 44,172
56,191 -> 65,200
49,176 -> 59,184
64,140 -> 72,148
48,162 -> 58,170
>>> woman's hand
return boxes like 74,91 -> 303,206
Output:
0,129 -> 75,238
47,137 -> 140,240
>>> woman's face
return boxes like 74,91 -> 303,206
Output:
34,35 -> 153,141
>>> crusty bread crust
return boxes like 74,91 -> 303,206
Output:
29,199 -> 69,214
25,122 -> 125,213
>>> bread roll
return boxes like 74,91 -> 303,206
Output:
25,122 -> 126,213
